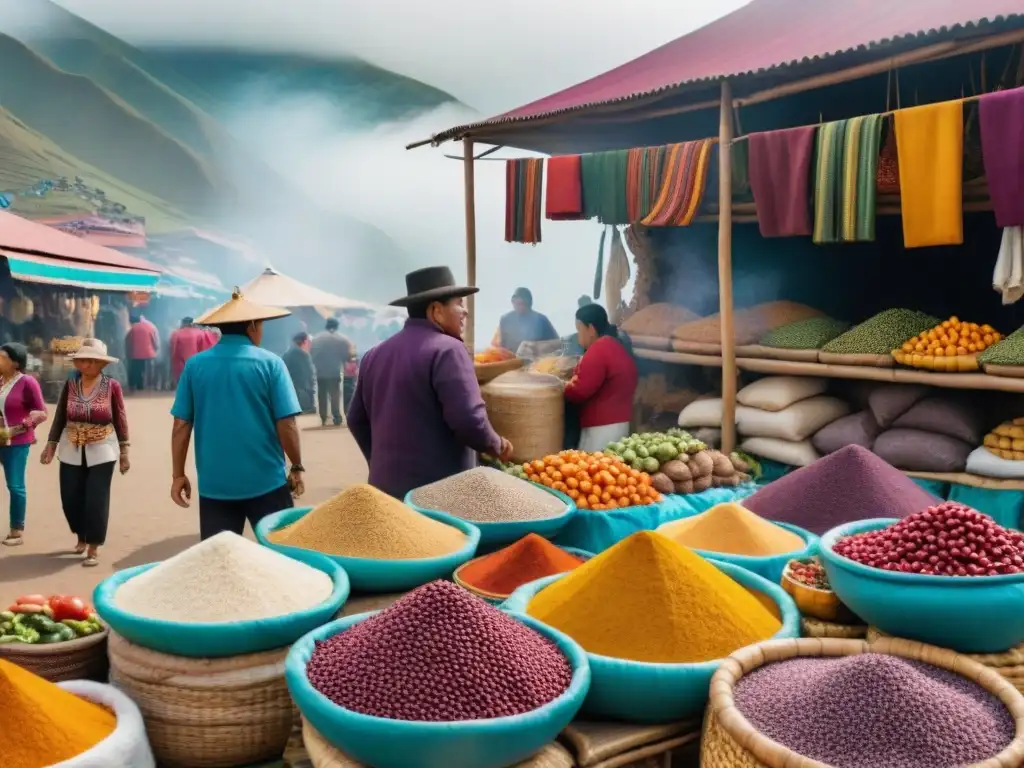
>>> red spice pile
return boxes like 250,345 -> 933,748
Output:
306,580 -> 572,721
834,502 -> 1024,576
459,534 -> 584,596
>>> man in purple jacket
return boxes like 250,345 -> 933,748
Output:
348,266 -> 513,499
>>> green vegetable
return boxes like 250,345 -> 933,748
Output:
760,317 -> 851,350
979,327 -> 1024,365
12,623 -> 39,644
642,457 -> 661,473
62,619 -> 97,637
654,442 -> 679,462
0,610 -> 15,622
22,614 -> 61,635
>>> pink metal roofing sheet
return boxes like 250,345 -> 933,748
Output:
433,0 -> 1023,141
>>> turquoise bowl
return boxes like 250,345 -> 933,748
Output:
93,549 -> 349,658
502,559 -> 799,723
820,518 -> 1024,654
286,610 -> 590,768
662,521 -> 819,583
405,485 -> 576,549
255,506 -> 480,594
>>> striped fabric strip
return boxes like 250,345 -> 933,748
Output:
625,146 -> 667,223
504,159 -> 544,244
642,139 -> 714,227
814,115 -> 883,244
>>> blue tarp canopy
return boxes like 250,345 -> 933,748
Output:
2,250 -> 160,292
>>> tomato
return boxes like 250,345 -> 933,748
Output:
48,595 -> 91,621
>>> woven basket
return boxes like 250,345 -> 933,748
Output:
481,371 -> 564,464
800,617 -> 867,640
0,627 -> 109,682
562,719 -> 701,768
475,358 -> 525,384
107,632 -> 296,768
867,627 -> 1024,695
301,719 -> 574,767
701,637 -> 1024,768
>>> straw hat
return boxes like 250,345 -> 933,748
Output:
195,287 -> 291,326
70,338 -> 118,364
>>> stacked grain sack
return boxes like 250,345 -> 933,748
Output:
812,385 -> 986,475
620,303 -> 700,350
735,377 -> 850,466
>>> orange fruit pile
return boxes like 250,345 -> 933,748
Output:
524,451 -> 663,511
893,316 -> 1002,372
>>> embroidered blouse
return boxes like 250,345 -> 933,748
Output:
48,374 -> 129,466
0,374 -> 46,446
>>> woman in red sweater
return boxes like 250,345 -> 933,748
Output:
564,304 -> 638,452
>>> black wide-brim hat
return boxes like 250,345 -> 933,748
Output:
389,266 -> 479,308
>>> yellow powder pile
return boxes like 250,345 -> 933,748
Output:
527,531 -> 781,663
269,484 -> 466,560
658,502 -> 805,556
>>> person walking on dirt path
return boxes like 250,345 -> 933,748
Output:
125,313 -> 159,392
310,317 -> 354,427
40,339 -> 130,567
170,289 -> 306,540
0,342 -> 47,548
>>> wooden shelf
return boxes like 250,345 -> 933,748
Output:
634,348 -> 1024,393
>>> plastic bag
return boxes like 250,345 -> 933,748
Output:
54,680 -> 155,768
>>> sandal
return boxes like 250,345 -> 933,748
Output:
2,533 -> 23,547
73,542 -> 87,555
83,556 -> 99,568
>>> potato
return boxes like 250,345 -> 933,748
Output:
674,479 -> 695,495
662,460 -> 692,483
709,450 -> 735,477
689,451 -> 714,478
693,474 -> 713,492
729,453 -> 750,474
651,473 -> 675,495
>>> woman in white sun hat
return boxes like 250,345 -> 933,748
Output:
41,338 -> 130,567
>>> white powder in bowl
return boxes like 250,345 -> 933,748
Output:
113,531 -> 334,623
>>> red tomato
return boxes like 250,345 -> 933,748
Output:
48,595 -> 91,621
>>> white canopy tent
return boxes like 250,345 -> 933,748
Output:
240,267 -> 377,310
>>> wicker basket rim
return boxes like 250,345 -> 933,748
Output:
865,627 -> 1024,666
779,570 -> 835,596
707,637 -> 1024,768
0,627 -> 108,656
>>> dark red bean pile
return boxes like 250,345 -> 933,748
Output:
834,502 -> 1024,576
745,445 -> 937,535
734,654 -> 1014,767
306,580 -> 572,721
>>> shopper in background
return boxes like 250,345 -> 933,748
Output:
310,317 -> 354,427
169,317 -> 213,387
0,343 -> 47,547
493,287 -> 558,355
283,332 -> 317,414
124,313 -> 159,392
40,339 -> 129,567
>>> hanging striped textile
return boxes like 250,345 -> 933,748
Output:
580,150 -> 630,225
626,146 -> 666,222
505,158 -> 544,244
813,114 -> 884,244
641,139 -> 715,227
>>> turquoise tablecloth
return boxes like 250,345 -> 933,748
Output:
552,486 -> 757,554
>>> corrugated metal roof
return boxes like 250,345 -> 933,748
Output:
429,0 -> 1024,144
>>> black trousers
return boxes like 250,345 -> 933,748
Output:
127,359 -> 148,391
59,459 -> 115,545
317,377 -> 342,425
199,484 -> 293,540
342,375 -> 356,417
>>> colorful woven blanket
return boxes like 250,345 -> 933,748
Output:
505,158 -> 544,244
641,139 -> 715,227
812,115 -> 884,244
748,125 -> 817,238
980,86 -> 1024,228
626,146 -> 666,223
581,150 -> 630,224
545,155 -> 583,220
894,100 -> 964,248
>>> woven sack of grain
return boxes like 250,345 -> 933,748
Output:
54,680 -> 155,768
700,637 -> 1024,768
107,632 -> 295,768
671,302 -> 823,352
481,371 -> 564,463
302,720 -> 574,767
561,719 -> 701,768
621,303 -> 699,339
740,437 -> 820,467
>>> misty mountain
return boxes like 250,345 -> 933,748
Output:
0,0 -> 462,301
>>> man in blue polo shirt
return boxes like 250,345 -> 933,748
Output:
170,289 -> 306,539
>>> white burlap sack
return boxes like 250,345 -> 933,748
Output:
54,680 -> 155,768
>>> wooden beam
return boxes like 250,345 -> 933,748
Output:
717,80 -> 737,455
463,138 -> 478,353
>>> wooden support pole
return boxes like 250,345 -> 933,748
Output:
463,138 -> 478,353
717,80 -> 737,454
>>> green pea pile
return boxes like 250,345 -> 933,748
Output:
759,317 -> 851,350
979,327 -> 1024,365
821,309 -> 941,356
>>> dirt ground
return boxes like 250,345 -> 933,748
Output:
0,394 -> 368,600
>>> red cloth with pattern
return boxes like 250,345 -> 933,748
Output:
48,374 -> 129,445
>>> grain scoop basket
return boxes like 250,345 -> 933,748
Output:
701,637 -> 1024,768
